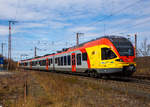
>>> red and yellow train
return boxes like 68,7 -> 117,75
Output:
19,36 -> 136,77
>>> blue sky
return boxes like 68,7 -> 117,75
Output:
0,0 -> 150,61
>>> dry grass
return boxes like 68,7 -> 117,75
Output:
15,71 -> 149,107
135,57 -> 150,76
0,72 -> 27,106
0,61 -> 150,107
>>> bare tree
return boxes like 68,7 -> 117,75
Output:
139,38 -> 150,56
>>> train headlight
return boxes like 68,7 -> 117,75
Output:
115,59 -> 124,62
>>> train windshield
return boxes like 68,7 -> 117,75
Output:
111,37 -> 134,56
101,48 -> 117,60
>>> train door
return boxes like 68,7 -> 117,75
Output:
46,58 -> 48,70
71,53 -> 76,72
30,61 -> 32,69
53,56 -> 55,71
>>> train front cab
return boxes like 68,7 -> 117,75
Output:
86,44 -> 136,77
100,45 -> 136,76
100,46 -> 135,76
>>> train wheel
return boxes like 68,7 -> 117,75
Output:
102,75 -> 110,79
94,72 -> 99,78
90,71 -> 94,77
90,70 -> 98,78
84,70 -> 90,77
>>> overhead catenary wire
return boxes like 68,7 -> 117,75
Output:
14,0 -> 20,21
109,16 -> 150,35
87,0 -> 142,26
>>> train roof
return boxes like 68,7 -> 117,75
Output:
20,35 -> 129,62
76,35 -> 128,47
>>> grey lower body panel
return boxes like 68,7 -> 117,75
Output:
95,66 -> 135,76
21,65 -> 135,77
96,68 -> 122,74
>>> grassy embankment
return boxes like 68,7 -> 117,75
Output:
135,56 -> 150,75
1,70 -> 149,107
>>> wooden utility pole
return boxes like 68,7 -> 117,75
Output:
24,73 -> 28,103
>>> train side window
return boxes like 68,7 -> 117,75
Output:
82,52 -> 87,61
33,61 -> 35,66
48,59 -> 51,65
42,60 -> 46,66
77,53 -> 81,65
67,55 -> 71,65
64,56 -> 67,65
101,48 -> 117,60
41,60 -> 43,66
58,57 -> 60,66
39,61 -> 41,66
61,56 -> 63,66
50,59 -> 52,64
40,61 -> 42,66
55,58 -> 57,64
56,58 -> 58,65
25,62 -> 27,66
44,60 -> 46,65
40,60 -> 42,66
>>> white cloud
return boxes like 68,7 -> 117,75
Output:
68,26 -> 96,33
1,0 -> 150,60
0,25 -> 8,36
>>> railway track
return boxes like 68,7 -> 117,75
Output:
54,70 -> 150,86
28,69 -> 150,86
125,77 -> 150,86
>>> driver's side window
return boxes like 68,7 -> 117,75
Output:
101,48 -> 117,60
